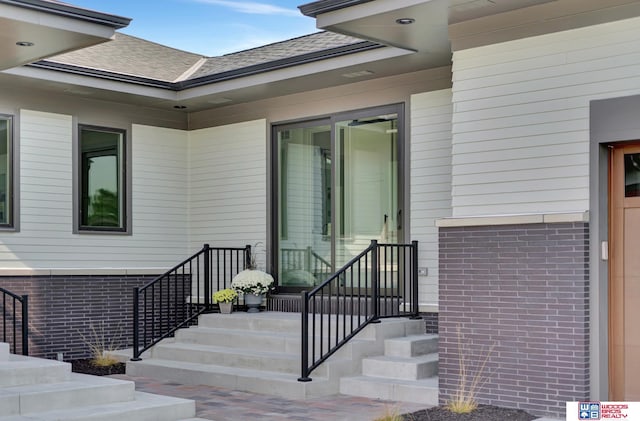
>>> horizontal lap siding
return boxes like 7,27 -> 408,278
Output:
451,16 -> 640,217
188,120 -> 267,265
410,89 -> 453,305
0,111 -> 188,269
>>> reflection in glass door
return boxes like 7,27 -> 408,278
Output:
274,106 -> 402,291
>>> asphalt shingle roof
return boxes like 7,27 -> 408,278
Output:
190,31 -> 365,79
48,33 -> 205,82
44,31 -> 369,84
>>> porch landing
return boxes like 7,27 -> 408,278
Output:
118,311 -> 440,404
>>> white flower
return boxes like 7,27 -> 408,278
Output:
231,269 -> 274,295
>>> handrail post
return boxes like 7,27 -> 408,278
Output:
298,290 -> 312,382
371,240 -> 380,322
410,240 -> 421,319
245,244 -> 252,269
131,287 -> 142,361
203,244 -> 211,310
21,295 -> 28,356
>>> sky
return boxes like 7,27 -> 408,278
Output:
68,0 -> 319,57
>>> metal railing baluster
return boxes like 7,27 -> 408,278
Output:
298,240 -> 419,381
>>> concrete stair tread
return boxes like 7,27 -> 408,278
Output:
1,372 -> 133,393
131,357 -> 329,381
386,334 -> 438,343
340,375 -> 439,405
182,325 -> 369,341
364,353 -> 439,364
0,391 -> 195,421
0,356 -> 71,387
183,325 -> 299,338
155,341 -> 301,360
344,375 -> 439,387
0,373 -> 135,416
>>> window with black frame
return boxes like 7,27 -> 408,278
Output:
78,125 -> 125,231
0,115 -> 13,228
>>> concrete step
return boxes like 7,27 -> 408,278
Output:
151,342 -> 301,375
175,326 -> 380,361
197,312 -> 302,332
0,391 -> 195,421
0,355 -> 70,387
175,326 -> 301,353
149,341 -> 356,379
127,358 -> 336,399
0,373 -> 134,416
384,334 -> 438,357
362,353 -> 439,380
196,312 -> 423,342
340,375 -> 439,405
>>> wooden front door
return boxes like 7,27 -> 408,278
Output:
610,143 -> 640,400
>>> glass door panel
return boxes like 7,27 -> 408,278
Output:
335,115 -> 399,288
274,106 -> 402,291
276,124 -> 333,288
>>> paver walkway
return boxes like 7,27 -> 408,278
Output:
110,374 -> 564,421
111,374 -> 429,421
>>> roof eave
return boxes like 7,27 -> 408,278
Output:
180,40 -> 382,89
29,40 -> 384,91
0,0 -> 131,28
298,0 -> 374,18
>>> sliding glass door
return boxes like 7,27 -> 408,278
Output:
273,105 -> 403,291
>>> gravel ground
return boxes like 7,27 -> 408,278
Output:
70,358 -> 126,376
402,405 -> 536,421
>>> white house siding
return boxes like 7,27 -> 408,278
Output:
188,119 -> 267,267
451,16 -> 640,217
0,110 -> 189,270
410,89 -> 453,306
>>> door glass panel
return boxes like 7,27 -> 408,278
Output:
274,109 -> 401,290
277,124 -> 332,288
335,114 -> 399,274
625,153 -> 640,197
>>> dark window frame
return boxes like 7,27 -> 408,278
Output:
0,114 -> 14,230
77,124 -> 127,233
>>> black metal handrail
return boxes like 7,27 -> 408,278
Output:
132,243 -> 250,360
0,287 -> 28,355
298,239 -> 419,381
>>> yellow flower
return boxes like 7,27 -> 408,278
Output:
213,288 -> 238,303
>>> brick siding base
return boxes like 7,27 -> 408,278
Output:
0,275 -> 157,360
439,222 -> 589,418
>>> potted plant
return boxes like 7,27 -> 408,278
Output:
231,244 -> 274,313
213,288 -> 238,314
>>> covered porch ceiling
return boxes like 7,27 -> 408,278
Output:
0,0 -> 130,70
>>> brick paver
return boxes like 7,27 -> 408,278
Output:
111,374 -> 430,421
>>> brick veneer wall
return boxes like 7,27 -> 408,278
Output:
439,222 -> 589,418
421,312 -> 438,334
0,275 -> 157,359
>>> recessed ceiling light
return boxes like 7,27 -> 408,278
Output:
173,105 -> 187,109
395,18 -> 415,25
16,41 -> 34,47
341,70 -> 375,79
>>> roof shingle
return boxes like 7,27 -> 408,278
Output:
48,33 -> 204,82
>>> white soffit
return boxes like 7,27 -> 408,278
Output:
0,2 -> 126,70
315,0 -> 451,68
